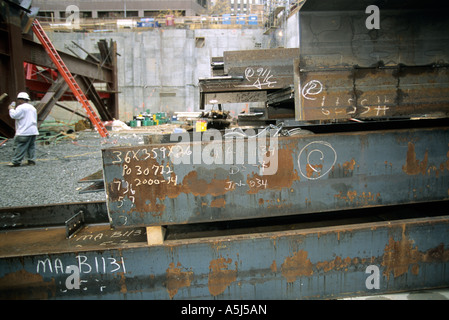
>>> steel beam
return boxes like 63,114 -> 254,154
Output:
35,76 -> 69,125
199,48 -> 299,109
0,211 -> 448,299
294,62 -> 449,121
294,0 -> 449,121
105,40 -> 119,120
77,75 -> 114,121
22,38 -> 114,84
0,9 -> 27,138
199,48 -> 298,93
223,48 -> 299,91
298,0 -> 449,69
102,127 -> 449,227
0,201 -> 108,230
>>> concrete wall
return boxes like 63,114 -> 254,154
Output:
269,10 -> 300,49
285,11 -> 300,48
46,27 -> 269,122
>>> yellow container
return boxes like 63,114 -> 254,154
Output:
195,120 -> 207,132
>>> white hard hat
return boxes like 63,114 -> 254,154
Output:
17,92 -> 30,100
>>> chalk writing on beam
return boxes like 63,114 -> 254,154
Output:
236,67 -> 278,89
302,78 -> 393,117
298,141 -> 337,180
301,80 -> 323,100
107,139 -> 277,216
36,255 -> 127,275
36,254 -> 128,294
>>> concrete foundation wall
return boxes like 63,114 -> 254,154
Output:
46,28 -> 270,122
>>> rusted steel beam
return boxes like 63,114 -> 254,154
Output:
77,75 -> 114,121
0,11 -> 27,138
223,48 -> 299,91
201,91 -> 267,105
106,40 -> 119,120
199,48 -> 299,109
298,0 -> 449,69
294,0 -> 449,121
294,62 -> 449,121
200,48 -> 298,93
35,76 -> 69,126
102,127 -> 449,227
0,201 -> 108,230
0,212 -> 448,299
22,38 -> 114,83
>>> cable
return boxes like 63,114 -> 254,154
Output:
224,122 -> 285,139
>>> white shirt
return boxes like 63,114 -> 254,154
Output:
9,102 -> 39,136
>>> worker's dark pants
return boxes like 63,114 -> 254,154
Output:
12,135 -> 37,165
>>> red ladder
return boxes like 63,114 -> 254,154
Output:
31,19 -> 109,138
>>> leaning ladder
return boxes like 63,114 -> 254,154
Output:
31,19 -> 109,138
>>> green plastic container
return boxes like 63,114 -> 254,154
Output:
156,112 -> 166,120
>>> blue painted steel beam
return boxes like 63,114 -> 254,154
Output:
102,127 -> 449,227
0,214 -> 448,299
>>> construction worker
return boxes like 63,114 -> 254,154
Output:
7,92 -> 39,167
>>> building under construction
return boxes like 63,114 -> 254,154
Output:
0,0 -> 448,302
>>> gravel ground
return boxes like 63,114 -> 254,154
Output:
0,130 -> 147,208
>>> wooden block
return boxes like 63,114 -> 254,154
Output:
146,226 -> 166,245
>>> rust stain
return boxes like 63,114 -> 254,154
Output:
129,167 -> 231,216
278,226 -> 449,285
182,171 -> 229,197
166,262 -> 194,299
0,269 -> 55,299
210,197 -> 226,208
382,233 -> 421,280
146,170 -> 230,215
316,256 -> 354,273
246,147 -> 300,194
343,158 -> 356,172
120,272 -> 127,294
438,149 -> 449,177
401,142 -> 449,177
208,257 -> 237,296
382,229 -> 449,281
281,249 -> 363,284
306,164 -> 323,178
332,159 -> 358,178
270,260 -> 278,273
281,250 -> 313,283
402,142 -> 429,175
262,198 -> 292,210
334,190 -> 380,205
347,190 -> 357,202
